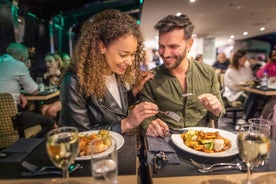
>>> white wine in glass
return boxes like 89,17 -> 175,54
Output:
237,124 -> 271,184
46,127 -> 79,180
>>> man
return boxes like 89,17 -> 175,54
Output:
0,43 -> 55,137
139,14 -> 224,137
212,52 -> 230,74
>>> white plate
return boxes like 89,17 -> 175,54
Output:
76,130 -> 124,160
171,127 -> 238,158
268,84 -> 276,89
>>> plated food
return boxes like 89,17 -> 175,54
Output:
171,127 -> 238,158
180,130 -> 231,153
78,129 -> 111,157
76,130 -> 124,160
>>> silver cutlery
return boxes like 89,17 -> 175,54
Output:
21,163 -> 81,177
158,110 -> 181,122
21,161 -> 56,172
190,159 -> 246,173
197,164 -> 246,173
190,159 -> 240,170
182,93 -> 193,97
169,127 -> 187,134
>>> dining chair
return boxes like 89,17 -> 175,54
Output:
219,74 -> 244,124
0,93 -> 42,149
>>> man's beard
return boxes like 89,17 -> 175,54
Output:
162,47 -> 187,70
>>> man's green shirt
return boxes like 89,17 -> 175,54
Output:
139,59 -> 225,130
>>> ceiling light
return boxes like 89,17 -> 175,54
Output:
230,35 -> 235,39
260,27 -> 265,31
176,12 -> 182,16
190,0 -> 196,3
243,32 -> 248,36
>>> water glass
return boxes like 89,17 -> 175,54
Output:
36,77 -> 44,92
91,136 -> 118,184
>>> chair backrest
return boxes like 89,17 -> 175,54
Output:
0,93 -> 19,148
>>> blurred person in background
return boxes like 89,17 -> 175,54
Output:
223,50 -> 253,104
212,52 -> 230,75
60,52 -> 72,70
0,43 -> 55,137
256,47 -> 276,77
43,52 -> 63,87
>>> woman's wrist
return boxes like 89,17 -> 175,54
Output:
121,118 -> 134,133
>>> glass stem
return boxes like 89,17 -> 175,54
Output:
63,167 -> 69,179
246,163 -> 253,183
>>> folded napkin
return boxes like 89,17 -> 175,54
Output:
146,136 -> 180,164
0,138 -> 44,163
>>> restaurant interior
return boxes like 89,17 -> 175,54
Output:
0,0 -> 276,183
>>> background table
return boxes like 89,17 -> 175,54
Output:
25,90 -> 60,113
236,85 -> 276,96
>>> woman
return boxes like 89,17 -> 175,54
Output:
59,9 -> 157,133
41,53 -> 63,120
223,50 -> 254,103
43,53 -> 63,86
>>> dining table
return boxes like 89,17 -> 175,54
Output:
235,84 -> 276,96
0,132 -> 138,182
24,90 -> 60,113
145,131 -> 276,184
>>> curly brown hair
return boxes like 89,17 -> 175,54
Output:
69,9 -> 145,98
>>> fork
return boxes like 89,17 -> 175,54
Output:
158,110 -> 181,122
21,161 -> 56,172
197,164 -> 246,173
182,93 -> 193,97
190,159 -> 241,170
21,163 -> 81,177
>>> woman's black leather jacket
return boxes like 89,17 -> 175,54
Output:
59,72 -> 136,133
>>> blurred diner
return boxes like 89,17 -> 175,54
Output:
212,52 -> 230,75
0,43 -> 55,137
59,9 -> 157,133
256,46 -> 276,78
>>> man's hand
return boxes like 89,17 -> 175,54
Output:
198,93 -> 222,117
132,71 -> 154,97
146,118 -> 169,137
18,93 -> 28,108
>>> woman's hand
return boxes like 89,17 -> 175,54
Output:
132,71 -> 154,97
121,101 -> 158,132
146,118 -> 169,137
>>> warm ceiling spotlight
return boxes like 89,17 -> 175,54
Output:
260,27 -> 265,31
176,12 -> 182,16
190,0 -> 196,3
243,32 -> 248,36
230,35 -> 235,39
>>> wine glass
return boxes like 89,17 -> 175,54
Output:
248,118 -> 273,165
46,127 -> 79,180
237,123 -> 271,184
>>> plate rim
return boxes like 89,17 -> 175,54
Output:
171,127 -> 238,158
76,130 -> 124,160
